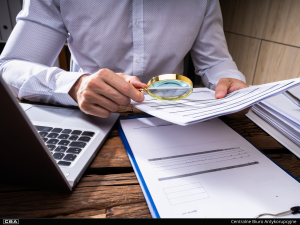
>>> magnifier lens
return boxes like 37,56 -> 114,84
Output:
147,80 -> 192,100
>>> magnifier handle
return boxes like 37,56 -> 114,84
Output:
136,88 -> 147,93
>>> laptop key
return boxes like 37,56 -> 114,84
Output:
52,128 -> 63,133
53,153 -> 64,160
69,135 -> 79,141
63,154 -> 77,161
35,126 -> 53,132
81,131 -> 95,137
71,130 -> 82,135
47,145 -> 56,151
70,141 -> 86,148
78,136 -> 91,142
46,139 -> 59,145
61,129 -> 72,134
42,138 -> 48,142
55,146 -> 68,152
58,134 -> 69,139
58,161 -> 71,166
47,133 -> 59,138
67,148 -> 82,154
39,132 -> 48,138
58,140 -> 70,146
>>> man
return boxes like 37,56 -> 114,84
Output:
0,0 -> 248,118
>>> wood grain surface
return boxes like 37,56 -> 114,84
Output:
263,0 -> 300,47
253,41 -> 300,84
221,0 -> 270,38
225,32 -> 261,85
0,105 -> 299,218
221,0 -> 300,85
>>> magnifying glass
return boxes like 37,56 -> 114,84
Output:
139,74 -> 193,101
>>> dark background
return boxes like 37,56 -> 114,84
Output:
0,43 -> 5,54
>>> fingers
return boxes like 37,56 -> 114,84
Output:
100,69 -> 145,103
215,78 -> 249,99
79,89 -> 120,113
214,78 -> 250,118
90,81 -> 132,106
70,69 -> 146,118
215,78 -> 231,99
80,103 -> 112,118
128,77 -> 147,88
116,73 -> 147,88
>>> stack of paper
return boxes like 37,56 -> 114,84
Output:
131,78 -> 300,126
246,87 -> 300,158
283,85 -> 300,106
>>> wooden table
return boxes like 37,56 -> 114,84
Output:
1,105 -> 300,218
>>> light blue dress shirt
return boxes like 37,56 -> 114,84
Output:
0,0 -> 245,106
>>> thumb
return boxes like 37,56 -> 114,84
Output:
215,79 -> 230,99
128,78 -> 147,89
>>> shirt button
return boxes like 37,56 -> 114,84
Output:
135,21 -> 140,28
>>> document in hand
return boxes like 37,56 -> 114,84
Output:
131,78 -> 300,126
118,116 -> 300,218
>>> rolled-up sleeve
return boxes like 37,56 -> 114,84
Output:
190,0 -> 246,90
0,0 -> 84,106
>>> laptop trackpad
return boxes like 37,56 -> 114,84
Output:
25,106 -> 75,123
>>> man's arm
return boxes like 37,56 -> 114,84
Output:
0,0 -> 82,106
0,0 -> 145,118
190,0 -> 249,102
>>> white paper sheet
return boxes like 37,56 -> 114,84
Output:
247,93 -> 300,156
261,93 -> 300,125
287,85 -> 300,102
120,117 -> 300,218
131,78 -> 300,126
251,105 -> 300,146
247,110 -> 300,159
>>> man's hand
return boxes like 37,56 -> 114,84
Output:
69,69 -> 146,118
215,78 -> 250,118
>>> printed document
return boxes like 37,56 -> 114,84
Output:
120,117 -> 300,218
131,78 -> 300,126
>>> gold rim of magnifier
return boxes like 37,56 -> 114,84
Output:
140,74 -> 193,101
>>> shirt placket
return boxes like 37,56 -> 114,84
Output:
132,0 -> 144,80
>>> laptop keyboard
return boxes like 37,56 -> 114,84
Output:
35,125 -> 95,167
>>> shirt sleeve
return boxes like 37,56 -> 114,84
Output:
0,0 -> 84,106
190,0 -> 246,90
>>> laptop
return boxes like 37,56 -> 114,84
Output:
0,76 -> 119,191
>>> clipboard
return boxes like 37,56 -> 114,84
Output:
117,115 -> 300,218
